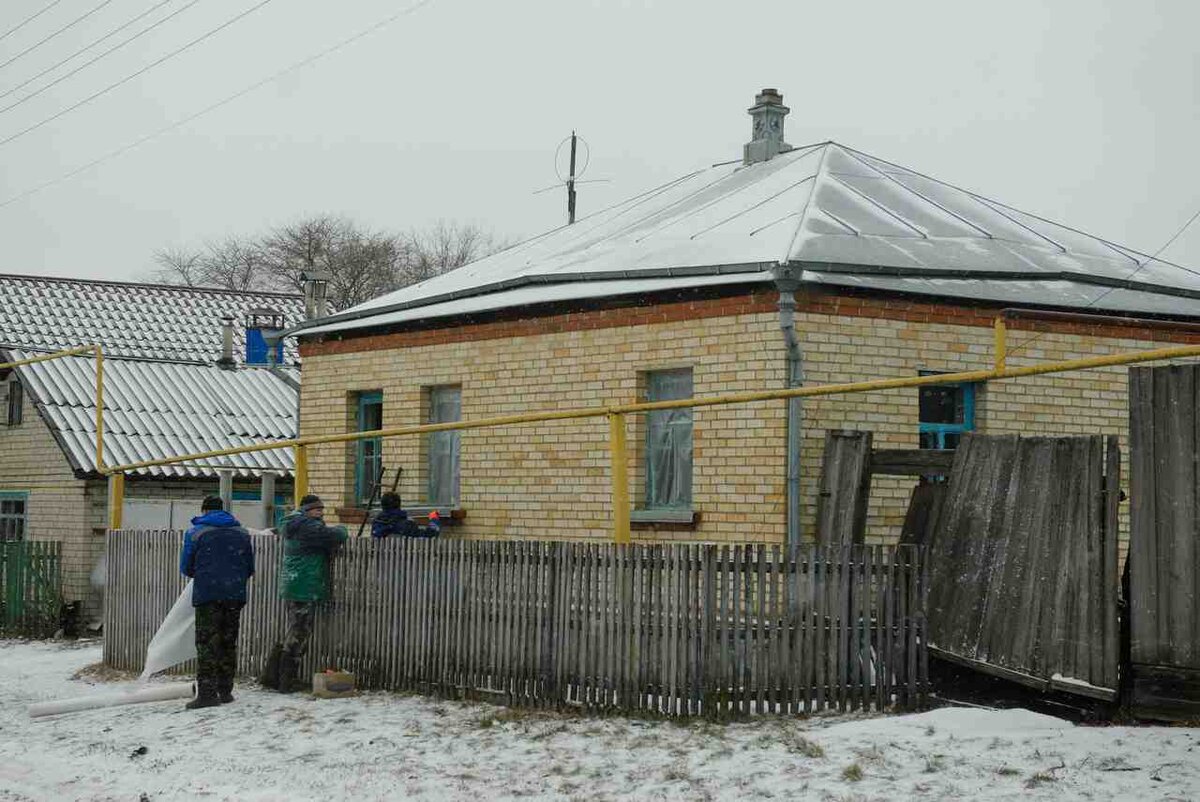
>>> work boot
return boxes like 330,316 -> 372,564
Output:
185,694 -> 221,710
276,655 -> 301,694
258,644 -> 283,690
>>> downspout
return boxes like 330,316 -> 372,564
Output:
774,266 -> 804,548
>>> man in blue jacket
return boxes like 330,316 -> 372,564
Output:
180,496 -> 254,709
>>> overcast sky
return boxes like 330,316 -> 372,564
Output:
0,0 -> 1197,284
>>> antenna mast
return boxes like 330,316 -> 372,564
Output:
567,130 -> 578,224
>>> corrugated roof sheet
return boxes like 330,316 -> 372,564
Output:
296,142 -> 1200,336
0,273 -> 305,363
7,349 -> 297,478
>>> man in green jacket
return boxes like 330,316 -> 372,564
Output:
270,494 -> 347,692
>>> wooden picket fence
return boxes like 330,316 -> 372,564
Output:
0,540 -> 62,637
104,530 -> 928,716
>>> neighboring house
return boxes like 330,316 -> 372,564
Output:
289,89 -> 1200,548
0,274 -> 304,622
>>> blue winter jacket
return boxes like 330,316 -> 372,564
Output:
181,510 -> 255,607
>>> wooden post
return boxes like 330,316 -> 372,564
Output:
294,445 -> 309,508
608,412 -> 630,544
107,472 -> 124,530
260,472 -> 277,529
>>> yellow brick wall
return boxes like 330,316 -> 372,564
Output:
0,387 -> 99,612
299,300 -> 1171,547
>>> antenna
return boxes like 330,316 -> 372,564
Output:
568,130 -> 578,224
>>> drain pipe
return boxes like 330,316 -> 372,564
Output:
774,267 -> 804,548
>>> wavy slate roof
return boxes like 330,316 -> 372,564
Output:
6,349 -> 296,478
0,273 -> 305,363
297,142 -> 1200,337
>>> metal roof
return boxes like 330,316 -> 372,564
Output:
6,349 -> 297,478
0,273 -> 305,363
296,142 -> 1200,337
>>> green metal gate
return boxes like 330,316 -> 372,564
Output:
0,540 -> 62,637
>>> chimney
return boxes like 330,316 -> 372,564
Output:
244,308 -> 285,366
744,88 -> 792,165
216,316 -> 236,370
302,269 -> 332,320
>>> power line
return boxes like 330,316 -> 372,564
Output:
0,0 -> 67,44
0,0 -> 178,104
0,0 -> 115,73
0,0 -> 275,149
0,0 -> 435,211
1006,205 -> 1200,358
0,0 -> 202,115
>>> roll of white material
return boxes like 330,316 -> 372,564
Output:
28,682 -> 195,718
140,580 -> 197,680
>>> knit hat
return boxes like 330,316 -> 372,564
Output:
201,495 -> 223,512
299,494 -> 324,512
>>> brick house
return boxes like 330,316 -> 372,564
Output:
0,274 -> 303,622
289,89 -> 1200,549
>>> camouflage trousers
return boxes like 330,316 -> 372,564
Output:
194,600 -> 244,699
282,601 -> 315,661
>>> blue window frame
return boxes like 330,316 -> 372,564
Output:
0,490 -> 29,541
918,375 -> 976,450
355,392 -> 384,506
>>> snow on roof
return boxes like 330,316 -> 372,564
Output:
6,349 -> 297,478
0,273 -> 305,363
296,142 -> 1200,337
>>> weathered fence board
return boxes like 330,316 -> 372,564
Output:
104,531 -> 928,716
926,433 -> 1120,700
0,540 -> 62,637
815,430 -> 874,547
1129,365 -> 1200,720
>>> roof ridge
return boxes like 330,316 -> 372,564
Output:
0,271 -> 303,299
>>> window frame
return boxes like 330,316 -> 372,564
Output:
354,391 -> 384,506
917,372 -> 976,450
0,490 -> 29,541
643,367 -> 694,511
4,376 -> 22,427
426,385 -> 462,507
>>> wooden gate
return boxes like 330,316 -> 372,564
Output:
926,433 -> 1121,700
1129,364 -> 1200,720
0,540 -> 62,637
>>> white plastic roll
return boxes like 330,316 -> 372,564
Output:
28,682 -> 195,718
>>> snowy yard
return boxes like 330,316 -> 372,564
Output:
1,640 -> 1197,801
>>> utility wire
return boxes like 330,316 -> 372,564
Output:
0,0 -> 434,210
0,0 -> 115,73
0,0 -> 67,45
0,0 -> 201,115
0,0 -> 275,149
0,0 -> 178,104
1006,205 -> 1200,358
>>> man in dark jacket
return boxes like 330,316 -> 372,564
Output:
370,493 -> 441,539
268,494 -> 347,693
180,496 -> 254,709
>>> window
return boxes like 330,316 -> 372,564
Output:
355,392 -> 383,506
645,368 -> 693,510
0,492 -> 28,541
427,386 -> 461,506
3,377 -> 21,426
918,376 -> 976,449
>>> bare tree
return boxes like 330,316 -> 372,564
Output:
148,217 -> 506,308
400,221 -> 500,285
152,247 -> 205,286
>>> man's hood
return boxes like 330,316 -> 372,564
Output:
190,510 -> 241,528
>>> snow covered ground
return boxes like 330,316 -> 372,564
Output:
1,640 -> 1197,801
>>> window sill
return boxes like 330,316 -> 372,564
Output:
630,509 -> 700,530
336,506 -> 465,526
